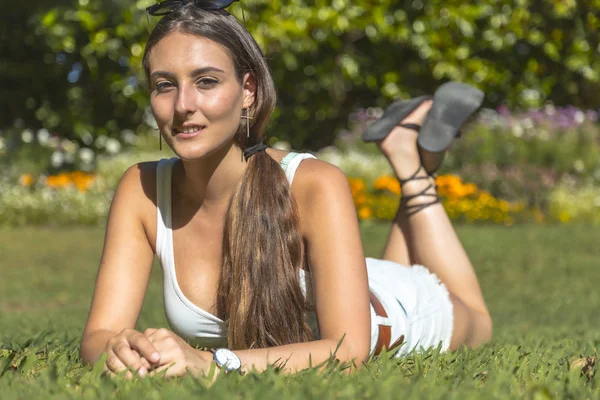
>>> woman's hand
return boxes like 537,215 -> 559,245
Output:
104,328 -> 162,378
143,328 -> 214,378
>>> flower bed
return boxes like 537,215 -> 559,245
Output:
3,156 -> 597,226
348,174 -> 524,225
1,104 -> 600,226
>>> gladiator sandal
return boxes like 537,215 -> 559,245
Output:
399,165 -> 440,217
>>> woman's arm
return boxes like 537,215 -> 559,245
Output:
80,163 -> 160,371
143,160 -> 372,376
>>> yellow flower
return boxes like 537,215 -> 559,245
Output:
558,211 -> 571,223
358,207 -> 372,220
19,174 -> 33,186
477,191 -> 493,203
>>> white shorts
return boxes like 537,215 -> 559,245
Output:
366,257 -> 454,357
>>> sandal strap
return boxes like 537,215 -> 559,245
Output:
399,165 -> 429,185
399,165 -> 440,217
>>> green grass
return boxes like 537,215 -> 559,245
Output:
1,224 -> 599,399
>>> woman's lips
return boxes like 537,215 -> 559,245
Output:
173,126 -> 204,139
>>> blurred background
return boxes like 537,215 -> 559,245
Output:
1,0 -> 599,226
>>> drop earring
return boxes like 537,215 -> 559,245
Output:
155,128 -> 162,150
240,108 -> 253,138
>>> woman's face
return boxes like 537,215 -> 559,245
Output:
148,31 -> 254,160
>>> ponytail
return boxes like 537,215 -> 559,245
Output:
217,151 -> 313,349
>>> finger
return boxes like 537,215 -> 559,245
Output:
131,333 -> 161,364
148,361 -> 183,378
146,327 -> 172,341
113,342 -> 146,373
106,369 -> 134,380
144,327 -> 158,337
147,328 -> 186,348
106,351 -> 127,373
132,349 -> 152,371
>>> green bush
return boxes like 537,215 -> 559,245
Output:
3,1 -> 600,150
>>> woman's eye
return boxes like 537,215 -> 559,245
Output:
197,78 -> 219,89
155,82 -> 174,92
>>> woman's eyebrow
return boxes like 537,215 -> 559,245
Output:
150,67 -> 226,80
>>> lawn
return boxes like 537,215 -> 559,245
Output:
0,224 -> 598,399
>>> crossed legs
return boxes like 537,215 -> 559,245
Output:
377,101 -> 492,349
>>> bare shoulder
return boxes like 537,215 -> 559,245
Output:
116,162 -> 159,203
111,161 -> 161,234
290,158 -> 352,211
293,157 -> 347,187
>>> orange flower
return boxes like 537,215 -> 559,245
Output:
435,174 -> 462,188
358,206 -> 372,220
70,171 -> 94,192
348,177 -> 366,194
46,173 -> 71,189
355,194 -> 367,206
45,171 -> 95,192
374,175 -> 400,195
19,174 -> 33,186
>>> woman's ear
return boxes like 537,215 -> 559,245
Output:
242,73 -> 257,109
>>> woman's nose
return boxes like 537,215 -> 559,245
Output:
174,85 -> 196,116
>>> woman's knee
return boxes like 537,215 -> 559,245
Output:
449,295 -> 492,349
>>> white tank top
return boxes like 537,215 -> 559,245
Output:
155,152 -> 318,348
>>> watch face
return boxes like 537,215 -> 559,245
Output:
214,348 -> 241,372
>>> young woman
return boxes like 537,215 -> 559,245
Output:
80,2 -> 492,378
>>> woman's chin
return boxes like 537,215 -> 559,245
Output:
170,140 -> 233,161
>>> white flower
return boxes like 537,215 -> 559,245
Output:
37,129 -> 50,145
121,129 -> 137,145
61,139 -> 78,154
48,136 -> 60,149
522,89 -> 540,103
105,138 -> 122,154
82,132 -> 94,145
574,111 -> 585,124
512,124 -> 524,138
544,104 -> 556,116
21,129 -> 34,143
95,135 -> 107,148
51,152 -> 65,168
0,137 -> 5,151
521,118 -> 534,129
79,148 -> 95,164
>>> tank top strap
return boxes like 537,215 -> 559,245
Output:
280,152 -> 317,185
155,157 -> 177,260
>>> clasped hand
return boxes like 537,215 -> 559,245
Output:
104,328 -> 213,379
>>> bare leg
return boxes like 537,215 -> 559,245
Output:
378,101 -> 492,349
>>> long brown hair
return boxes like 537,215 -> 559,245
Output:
143,4 -> 313,349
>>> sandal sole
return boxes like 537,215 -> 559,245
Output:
417,82 -> 484,153
362,95 -> 432,143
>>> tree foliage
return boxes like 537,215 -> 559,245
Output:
2,0 -> 599,149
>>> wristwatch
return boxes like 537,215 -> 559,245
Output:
211,348 -> 243,374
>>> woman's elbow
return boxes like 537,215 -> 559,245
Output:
335,336 -> 371,368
